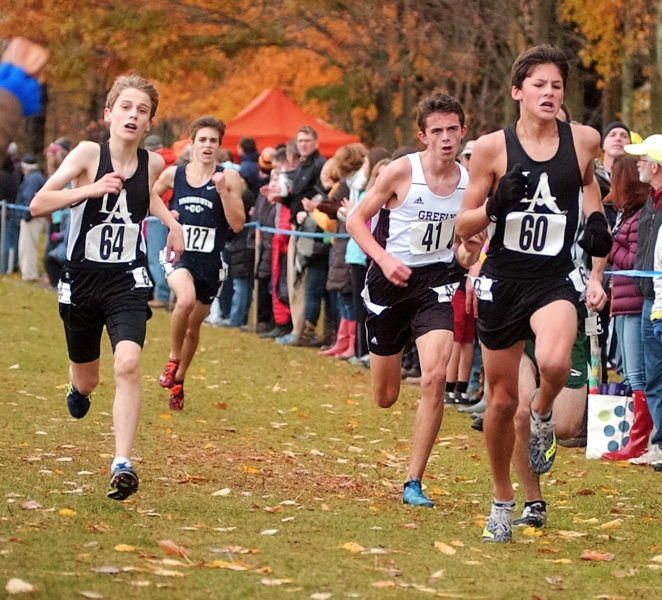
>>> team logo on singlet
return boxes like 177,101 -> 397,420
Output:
84,189 -> 140,263
503,170 -> 567,257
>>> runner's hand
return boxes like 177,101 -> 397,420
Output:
485,163 -> 526,222
91,172 -> 124,197
165,223 -> 184,265
378,254 -> 411,287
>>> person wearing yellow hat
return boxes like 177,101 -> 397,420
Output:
626,134 -> 662,470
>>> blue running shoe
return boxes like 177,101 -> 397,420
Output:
67,383 -> 90,419
529,408 -> 557,474
107,463 -> 139,501
402,479 -> 434,507
275,332 -> 296,345
482,499 -> 515,543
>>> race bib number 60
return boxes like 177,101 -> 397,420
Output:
503,211 -> 566,256
85,223 -> 139,263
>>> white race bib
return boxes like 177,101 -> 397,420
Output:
58,280 -> 71,305
410,220 -> 454,255
568,262 -> 588,295
431,282 -> 459,303
85,223 -> 139,263
183,224 -> 215,253
468,275 -> 494,302
132,266 -> 153,289
503,211 -> 566,256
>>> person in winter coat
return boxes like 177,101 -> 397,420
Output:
601,155 -> 652,461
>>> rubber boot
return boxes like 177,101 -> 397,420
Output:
602,390 -> 654,461
288,320 -> 318,347
337,320 -> 356,360
319,318 -> 349,356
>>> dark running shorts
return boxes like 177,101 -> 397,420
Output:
165,257 -> 222,305
476,271 -> 580,351
523,303 -> 589,389
363,262 -> 455,356
58,266 -> 152,364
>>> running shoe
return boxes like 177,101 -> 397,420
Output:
169,381 -> 184,411
529,409 -> 557,474
107,463 -> 139,501
159,359 -> 179,389
66,382 -> 90,419
482,499 -> 515,542
402,479 -> 434,507
629,445 -> 662,465
513,500 -> 547,527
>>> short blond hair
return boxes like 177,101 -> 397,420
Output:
106,74 -> 159,119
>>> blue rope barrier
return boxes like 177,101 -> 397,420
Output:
0,201 -> 30,213
605,269 -> 662,278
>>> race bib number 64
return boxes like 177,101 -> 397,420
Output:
85,223 -> 139,263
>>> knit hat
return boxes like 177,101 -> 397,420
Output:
144,134 -> 163,151
258,147 -> 275,173
602,121 -> 630,144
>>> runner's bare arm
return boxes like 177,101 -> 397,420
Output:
148,153 -> 184,264
455,133 -> 502,240
213,168 -> 245,233
152,164 -> 176,198
31,142 -> 124,216
346,158 -> 412,286
454,230 -> 486,269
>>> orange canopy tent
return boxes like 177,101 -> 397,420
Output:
220,87 -> 361,158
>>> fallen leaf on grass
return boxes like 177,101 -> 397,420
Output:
59,508 -> 76,516
429,570 -> 445,579
434,541 -> 456,555
261,529 -> 278,536
79,592 -> 104,599
212,488 -> 231,496
599,519 -> 623,530
243,465 -> 260,474
614,568 -> 637,578
207,560 -> 253,571
341,542 -> 364,554
581,549 -> 615,562
215,403 -> 227,409
260,578 -> 293,586
311,594 -> 332,600
148,567 -> 186,577
21,500 -> 42,510
158,539 -> 189,558
371,581 -> 397,588
159,414 -> 172,420
114,544 -> 136,553
651,555 -> 662,563
5,578 -> 36,594
264,505 -> 283,513
90,566 -> 119,575
523,527 -> 543,537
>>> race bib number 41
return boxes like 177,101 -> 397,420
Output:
410,220 -> 454,255
503,211 -> 566,256
85,223 -> 139,263
183,224 -> 216,253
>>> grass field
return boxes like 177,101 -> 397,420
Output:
1,275 -> 661,600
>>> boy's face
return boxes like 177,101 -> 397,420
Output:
191,127 -> 221,165
104,88 -> 153,141
417,112 -> 465,159
512,63 -> 564,121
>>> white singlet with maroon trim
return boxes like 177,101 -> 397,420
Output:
371,152 -> 467,267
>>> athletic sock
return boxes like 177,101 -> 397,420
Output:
455,381 -> 468,394
445,381 -> 456,393
111,456 -> 132,471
